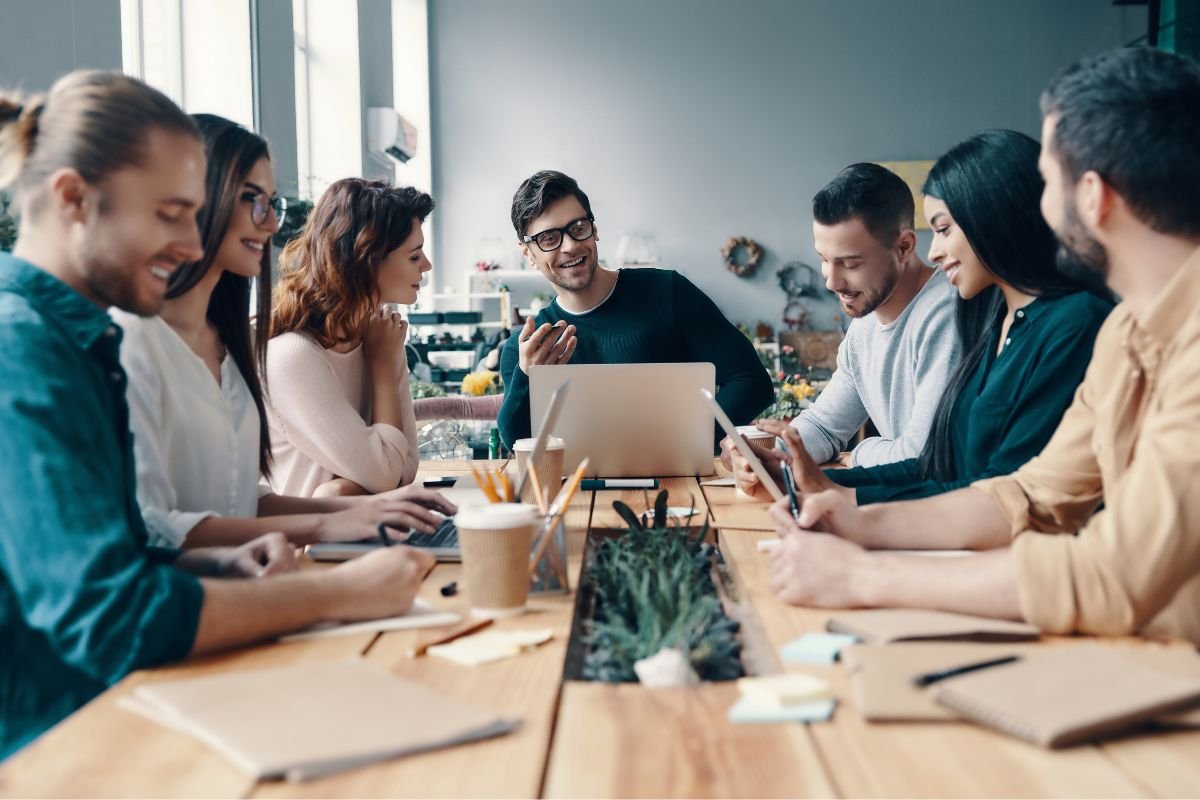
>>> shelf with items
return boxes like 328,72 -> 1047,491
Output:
407,289 -> 513,391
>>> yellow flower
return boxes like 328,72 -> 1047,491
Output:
461,370 -> 500,396
781,380 -> 815,401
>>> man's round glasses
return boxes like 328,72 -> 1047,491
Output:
522,216 -> 595,253
248,192 -> 288,232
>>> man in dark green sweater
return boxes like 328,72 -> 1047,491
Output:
497,170 -> 773,448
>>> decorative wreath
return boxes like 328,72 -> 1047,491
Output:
777,262 -> 822,329
721,236 -> 763,278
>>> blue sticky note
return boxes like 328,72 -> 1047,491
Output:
728,696 -> 837,724
779,633 -> 859,664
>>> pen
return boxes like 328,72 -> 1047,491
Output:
376,522 -> 393,547
580,478 -> 659,490
910,655 -> 1021,687
777,440 -> 802,521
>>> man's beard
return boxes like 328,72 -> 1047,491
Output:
843,264 -> 900,319
1054,198 -> 1109,282
84,251 -> 164,316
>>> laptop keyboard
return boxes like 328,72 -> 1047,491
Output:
408,516 -> 458,550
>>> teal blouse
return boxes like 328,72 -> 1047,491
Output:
0,254 -> 204,760
829,291 -> 1113,504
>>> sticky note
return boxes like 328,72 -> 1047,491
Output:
736,674 -> 832,707
728,696 -> 837,724
779,633 -> 859,664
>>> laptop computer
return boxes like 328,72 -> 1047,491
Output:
529,362 -> 717,478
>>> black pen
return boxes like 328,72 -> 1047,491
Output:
911,655 -> 1021,687
376,522 -> 393,547
776,440 -> 802,521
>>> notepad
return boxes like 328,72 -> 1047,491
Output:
934,645 -> 1200,748
728,696 -> 837,724
825,609 -> 1040,644
736,674 -> 833,707
122,659 -> 520,780
780,633 -> 860,664
842,642 -> 1036,721
279,599 -> 461,643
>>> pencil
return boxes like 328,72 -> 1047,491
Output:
408,618 -> 494,657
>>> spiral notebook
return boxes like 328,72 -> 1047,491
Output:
933,645 -> 1200,748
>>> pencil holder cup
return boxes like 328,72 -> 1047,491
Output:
513,437 -> 565,506
529,516 -> 569,595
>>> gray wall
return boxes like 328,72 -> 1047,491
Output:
0,0 -> 123,92
428,0 -> 1145,330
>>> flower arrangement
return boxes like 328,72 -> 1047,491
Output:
461,369 -> 502,396
759,373 -> 818,421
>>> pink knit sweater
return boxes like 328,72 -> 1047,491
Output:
264,332 -> 418,497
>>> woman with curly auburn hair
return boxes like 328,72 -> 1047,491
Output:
115,118 -> 454,547
267,178 -> 436,497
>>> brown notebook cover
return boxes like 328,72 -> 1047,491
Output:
843,642 -> 1034,721
125,659 -> 520,780
934,645 -> 1200,747
825,609 -> 1040,644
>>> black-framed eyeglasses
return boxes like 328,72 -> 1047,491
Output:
247,191 -> 288,231
521,216 -> 595,253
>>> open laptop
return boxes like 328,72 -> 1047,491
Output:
529,362 -> 717,478
308,383 -> 571,563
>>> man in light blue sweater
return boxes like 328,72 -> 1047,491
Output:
797,163 -> 959,467
727,163 -> 958,481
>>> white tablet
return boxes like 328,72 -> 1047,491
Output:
700,389 -> 786,502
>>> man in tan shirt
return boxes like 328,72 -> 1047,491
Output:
765,47 -> 1200,645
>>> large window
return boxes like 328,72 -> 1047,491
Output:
121,0 -> 254,130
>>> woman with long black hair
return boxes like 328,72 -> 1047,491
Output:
114,114 -> 453,548
732,129 -> 1114,503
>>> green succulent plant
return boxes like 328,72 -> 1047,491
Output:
581,490 -> 743,683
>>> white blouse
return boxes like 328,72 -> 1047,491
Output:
112,311 -> 263,548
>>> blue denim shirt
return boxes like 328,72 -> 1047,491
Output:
0,253 -> 204,760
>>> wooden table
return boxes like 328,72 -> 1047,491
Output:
3,461 -> 1199,798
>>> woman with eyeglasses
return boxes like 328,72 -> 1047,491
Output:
265,178 -> 435,498
114,116 -> 454,548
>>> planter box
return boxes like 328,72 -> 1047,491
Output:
563,525 -> 744,683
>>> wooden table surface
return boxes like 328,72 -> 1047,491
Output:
2,460 -> 1198,798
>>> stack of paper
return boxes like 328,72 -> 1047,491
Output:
728,673 -> 837,723
428,629 -> 554,666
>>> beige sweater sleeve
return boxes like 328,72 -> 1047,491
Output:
265,334 -> 418,493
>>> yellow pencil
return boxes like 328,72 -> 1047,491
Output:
469,464 -> 501,503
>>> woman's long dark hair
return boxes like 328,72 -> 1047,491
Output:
917,129 -> 1111,482
165,113 -> 273,478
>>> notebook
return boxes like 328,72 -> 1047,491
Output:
278,598 -> 461,643
122,659 -> 520,780
825,609 -> 1040,644
933,645 -> 1200,748
842,642 -> 1037,721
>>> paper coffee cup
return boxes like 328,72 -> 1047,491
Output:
455,503 -> 538,619
513,437 -> 565,507
736,426 -> 776,497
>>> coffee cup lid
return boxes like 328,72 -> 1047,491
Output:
513,436 -> 564,452
455,503 -> 540,530
737,425 -> 774,437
